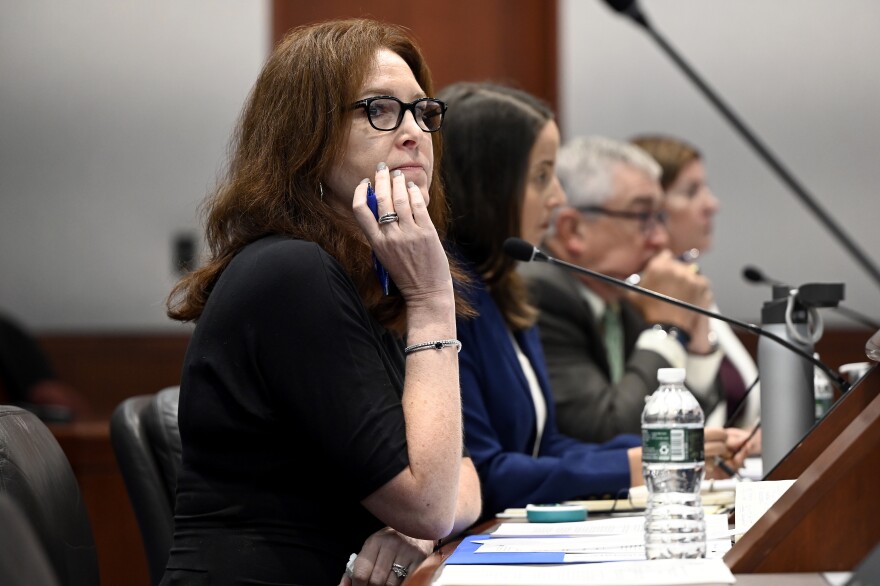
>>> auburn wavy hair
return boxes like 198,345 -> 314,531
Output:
166,18 -> 472,333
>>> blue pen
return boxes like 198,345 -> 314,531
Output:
366,183 -> 391,295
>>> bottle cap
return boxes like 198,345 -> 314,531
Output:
657,367 -> 686,384
839,361 -> 871,384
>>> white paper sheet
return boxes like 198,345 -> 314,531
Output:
475,515 -> 731,562
434,558 -> 736,586
734,479 -> 796,535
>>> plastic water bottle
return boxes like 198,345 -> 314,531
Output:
641,367 -> 706,559
813,353 -> 834,421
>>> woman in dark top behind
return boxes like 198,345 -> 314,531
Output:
161,19 -> 480,586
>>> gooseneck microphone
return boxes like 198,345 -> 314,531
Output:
743,265 -> 880,330
601,0 -> 880,293
602,0 -> 649,27
742,265 -> 787,288
503,237 -> 848,391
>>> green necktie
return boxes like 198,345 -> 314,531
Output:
602,304 -> 624,383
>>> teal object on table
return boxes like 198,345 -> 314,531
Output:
525,504 -> 587,523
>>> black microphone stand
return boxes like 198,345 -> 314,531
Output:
602,0 -> 880,292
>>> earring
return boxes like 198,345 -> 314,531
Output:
319,182 -> 324,201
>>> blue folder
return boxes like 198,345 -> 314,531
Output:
445,535 -> 566,565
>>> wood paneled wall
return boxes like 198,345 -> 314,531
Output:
40,332 -> 190,420
272,0 -> 558,112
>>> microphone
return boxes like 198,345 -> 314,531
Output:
601,0 -> 649,27
504,237 -> 847,389
504,237 -> 549,263
742,265 -> 787,288
743,264 -> 880,330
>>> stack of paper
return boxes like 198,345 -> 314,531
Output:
436,515 -> 736,585
438,478 -> 801,585
447,515 -> 733,566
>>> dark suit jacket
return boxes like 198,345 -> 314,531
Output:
456,260 -> 639,521
520,260 -> 721,443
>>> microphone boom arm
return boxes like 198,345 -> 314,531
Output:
607,0 -> 880,292
542,254 -> 850,391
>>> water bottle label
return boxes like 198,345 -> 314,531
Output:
815,397 -> 834,420
642,427 -> 704,463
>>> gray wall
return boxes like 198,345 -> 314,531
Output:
560,0 -> 880,327
0,1 -> 269,332
1,0 -> 877,333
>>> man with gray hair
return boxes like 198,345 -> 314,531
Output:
520,135 -> 723,444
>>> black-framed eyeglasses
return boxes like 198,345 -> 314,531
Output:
351,96 -> 447,133
575,205 -> 667,236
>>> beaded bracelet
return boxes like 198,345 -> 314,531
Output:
404,339 -> 462,355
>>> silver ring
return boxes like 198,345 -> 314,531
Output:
377,212 -> 399,225
391,563 -> 408,579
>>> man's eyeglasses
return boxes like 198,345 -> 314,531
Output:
351,96 -> 447,133
575,205 -> 667,236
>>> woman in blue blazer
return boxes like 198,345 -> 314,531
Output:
438,82 -> 736,521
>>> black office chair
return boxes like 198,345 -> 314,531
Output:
0,493 -> 62,586
0,404 -> 100,586
110,386 -> 181,586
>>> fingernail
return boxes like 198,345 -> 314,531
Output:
360,178 -> 370,184
377,162 -> 387,171
407,181 -> 415,189
391,169 -> 402,178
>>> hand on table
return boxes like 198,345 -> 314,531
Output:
704,426 -> 752,480
339,526 -> 434,586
